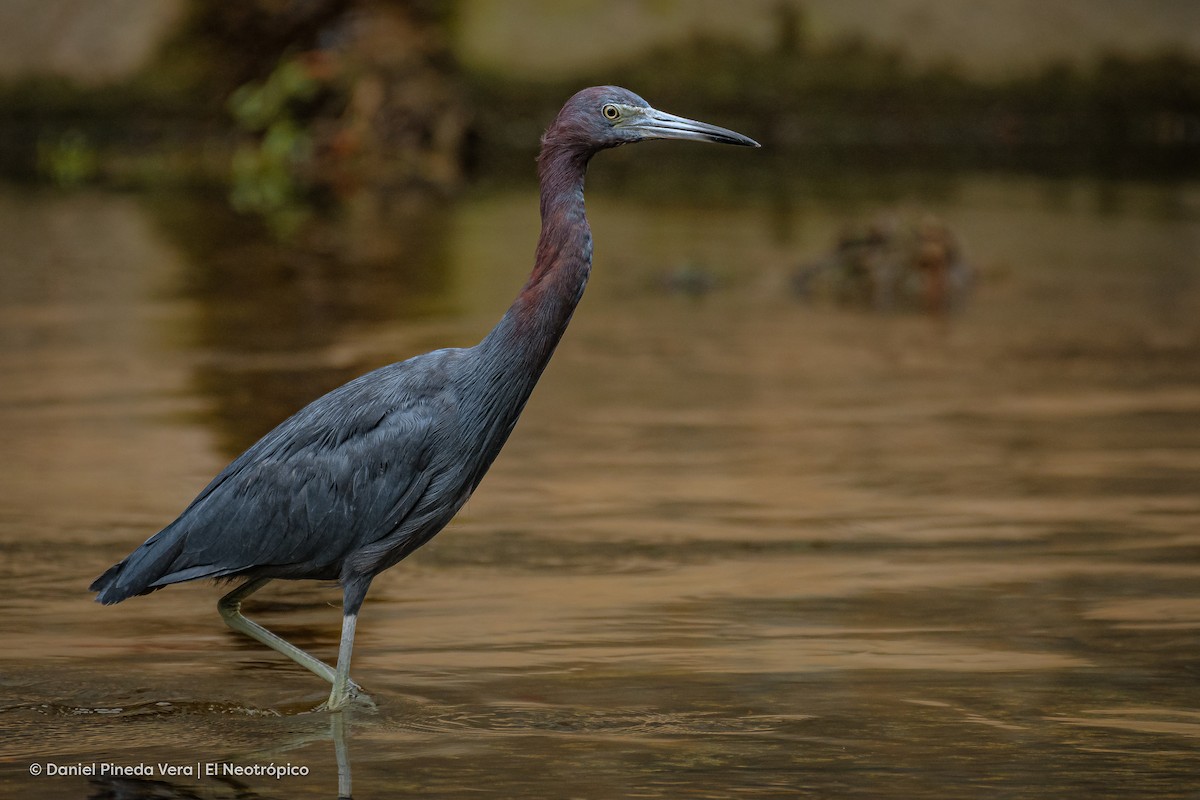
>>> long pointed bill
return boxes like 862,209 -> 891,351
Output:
632,107 -> 760,147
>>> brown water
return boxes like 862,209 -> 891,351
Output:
1,172 -> 1199,798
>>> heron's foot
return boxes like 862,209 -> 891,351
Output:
316,680 -> 375,713
316,694 -> 376,713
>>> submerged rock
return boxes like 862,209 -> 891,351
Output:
793,212 -> 972,313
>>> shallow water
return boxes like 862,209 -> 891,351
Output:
1,171 -> 1199,798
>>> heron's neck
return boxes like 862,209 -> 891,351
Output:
480,143 -> 593,374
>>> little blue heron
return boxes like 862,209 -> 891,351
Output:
91,86 -> 758,711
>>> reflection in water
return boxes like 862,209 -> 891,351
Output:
148,189 -> 457,456
85,708 -> 356,799
0,173 -> 1198,798
332,712 -> 351,800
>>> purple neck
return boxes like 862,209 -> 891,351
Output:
478,140 -> 594,375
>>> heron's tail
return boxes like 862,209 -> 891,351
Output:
90,526 -> 187,604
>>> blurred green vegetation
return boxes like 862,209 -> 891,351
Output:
35,129 -> 99,186
227,57 -> 326,236
0,1 -> 459,194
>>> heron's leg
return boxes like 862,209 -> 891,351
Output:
323,612 -> 359,711
217,578 -> 337,685
322,576 -> 374,712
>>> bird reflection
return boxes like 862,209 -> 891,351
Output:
87,710 -> 355,799
332,711 -> 352,799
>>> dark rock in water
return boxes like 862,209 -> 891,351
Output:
793,212 -> 972,314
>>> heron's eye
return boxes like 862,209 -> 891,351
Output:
602,104 -> 620,121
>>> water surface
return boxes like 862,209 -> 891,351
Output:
1,173 -> 1198,798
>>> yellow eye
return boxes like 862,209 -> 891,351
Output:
602,104 -> 620,121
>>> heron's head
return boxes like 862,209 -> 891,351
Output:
544,86 -> 759,155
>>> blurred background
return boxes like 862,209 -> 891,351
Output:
1,2 -> 1199,798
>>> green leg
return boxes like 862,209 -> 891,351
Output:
217,578 -> 338,685
321,611 -> 360,711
